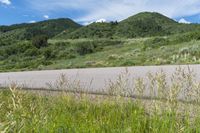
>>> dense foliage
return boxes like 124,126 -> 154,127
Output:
0,18 -> 81,41
1,12 -> 200,41
0,38 -> 123,71
32,35 -> 48,48
57,22 -> 118,39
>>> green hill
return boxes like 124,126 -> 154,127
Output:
0,18 -> 82,41
0,28 -> 26,42
115,12 -> 200,38
1,12 -> 200,40
115,12 -> 175,37
1,11 -> 200,72
56,12 -> 200,39
55,21 -> 118,39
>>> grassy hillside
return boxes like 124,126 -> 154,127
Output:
115,12 -> 200,38
55,22 -> 117,39
1,30 -> 200,72
1,12 -> 199,41
56,12 -> 200,39
1,12 -> 200,72
0,18 -> 81,41
0,28 -> 26,42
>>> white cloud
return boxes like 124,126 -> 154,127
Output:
83,18 -> 107,25
28,0 -> 200,23
179,18 -> 191,24
96,18 -> 107,23
29,20 -> 36,23
0,0 -> 11,5
43,15 -> 49,19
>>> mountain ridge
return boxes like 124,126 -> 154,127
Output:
56,12 -> 200,39
0,18 -> 82,41
1,12 -> 200,40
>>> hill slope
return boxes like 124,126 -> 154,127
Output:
1,12 -> 200,40
56,12 -> 200,39
115,12 -> 199,38
55,21 -> 118,39
0,18 -> 82,41
2,12 -> 200,72
115,12 -> 175,37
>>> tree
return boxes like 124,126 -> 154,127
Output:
110,21 -> 118,25
76,42 -> 95,55
32,35 -> 48,48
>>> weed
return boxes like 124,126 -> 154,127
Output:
1,67 -> 200,132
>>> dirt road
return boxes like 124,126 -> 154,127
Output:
0,65 -> 200,92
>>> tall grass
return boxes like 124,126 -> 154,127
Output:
1,67 -> 200,132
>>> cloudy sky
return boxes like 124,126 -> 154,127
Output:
1,0 -> 200,25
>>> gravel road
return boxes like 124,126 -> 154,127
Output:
0,65 -> 200,92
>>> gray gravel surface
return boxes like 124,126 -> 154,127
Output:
0,65 -> 200,92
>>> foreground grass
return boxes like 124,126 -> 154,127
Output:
2,67 -> 200,132
1,89 -> 200,132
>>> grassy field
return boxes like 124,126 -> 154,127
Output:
1,30 -> 200,72
1,89 -> 200,132
1,68 -> 200,132
45,33 -> 200,70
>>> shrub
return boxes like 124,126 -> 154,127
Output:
24,47 -> 39,57
143,37 -> 169,50
108,54 -> 119,60
57,51 -> 76,59
42,48 -> 56,59
32,35 -> 48,49
75,42 -> 95,55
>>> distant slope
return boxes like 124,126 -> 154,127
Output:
115,12 -> 176,37
1,12 -> 200,41
0,18 -> 82,41
0,28 -> 26,42
57,12 -> 200,39
55,22 -> 118,39
115,12 -> 200,38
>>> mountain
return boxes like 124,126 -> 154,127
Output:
56,12 -> 200,39
55,21 -> 118,39
1,12 -> 200,41
115,12 -> 176,37
115,12 -> 199,38
2,12 -> 200,72
0,18 -> 82,41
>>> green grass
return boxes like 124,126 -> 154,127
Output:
2,11 -> 200,72
1,89 -> 200,132
1,31 -> 200,72
55,12 -> 200,39
2,67 -> 200,132
44,36 -> 200,70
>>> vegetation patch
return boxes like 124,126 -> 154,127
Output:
1,68 -> 200,132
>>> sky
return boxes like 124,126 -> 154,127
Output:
1,0 -> 200,25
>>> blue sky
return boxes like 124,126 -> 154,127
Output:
1,0 -> 200,25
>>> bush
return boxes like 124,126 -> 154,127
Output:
42,48 -> 56,59
32,35 -> 48,49
75,42 -> 95,55
57,51 -> 76,59
24,47 -> 39,57
143,37 -> 169,50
